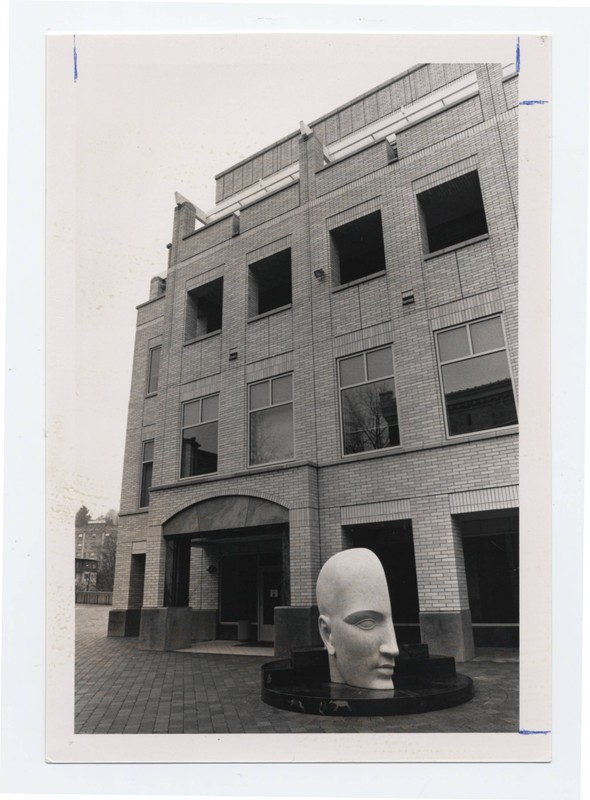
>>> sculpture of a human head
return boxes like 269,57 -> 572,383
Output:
316,548 -> 399,690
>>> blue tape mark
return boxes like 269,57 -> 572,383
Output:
73,34 -> 78,82
519,729 -> 551,735
519,100 -> 549,105
516,36 -> 520,72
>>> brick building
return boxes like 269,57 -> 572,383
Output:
109,63 -> 519,660
76,520 -> 117,561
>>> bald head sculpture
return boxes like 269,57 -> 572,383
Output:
316,548 -> 399,690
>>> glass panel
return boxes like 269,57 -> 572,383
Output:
342,377 -> 399,454
470,317 -> 505,354
147,347 -> 161,393
201,394 -> 219,422
441,352 -> 517,435
437,326 -> 470,362
366,347 -> 394,381
182,399 -> 200,428
250,381 -> 269,410
181,422 -> 218,476
339,354 -> 365,387
140,462 -> 153,507
441,351 -> 511,394
250,404 -> 294,465
142,440 -> 154,461
271,374 -> 292,404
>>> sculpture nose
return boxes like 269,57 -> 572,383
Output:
379,624 -> 399,659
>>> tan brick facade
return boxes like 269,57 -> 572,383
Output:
112,63 -> 519,659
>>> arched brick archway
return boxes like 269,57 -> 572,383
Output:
162,495 -> 290,642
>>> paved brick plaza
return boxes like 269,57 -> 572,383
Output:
75,606 -> 518,735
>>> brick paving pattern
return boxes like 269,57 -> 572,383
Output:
76,607 -> 518,734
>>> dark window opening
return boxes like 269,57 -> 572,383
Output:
346,521 -> 420,644
460,512 -> 519,647
330,210 -> 386,286
417,170 -> 488,254
139,440 -> 154,508
249,249 -> 292,316
146,346 -> 161,394
185,277 -> 223,340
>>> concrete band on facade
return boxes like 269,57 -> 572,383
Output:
110,62 -> 519,661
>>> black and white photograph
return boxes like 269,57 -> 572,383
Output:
41,30 -> 554,767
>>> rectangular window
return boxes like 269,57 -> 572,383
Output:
436,316 -> 518,436
180,394 -> 219,477
146,346 -> 161,394
330,210 -> 386,286
417,170 -> 488,254
139,440 -> 154,508
185,277 -> 223,340
249,374 -> 294,466
248,249 -> 292,317
338,346 -> 400,455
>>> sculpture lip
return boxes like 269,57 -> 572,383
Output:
376,663 -> 394,673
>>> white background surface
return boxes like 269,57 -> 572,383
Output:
1,1 -> 588,798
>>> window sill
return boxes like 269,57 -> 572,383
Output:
423,234 -> 489,262
341,444 -> 402,462
247,456 -> 296,470
248,304 -> 292,323
145,391 -> 158,399
184,330 -> 222,346
445,423 -> 519,442
178,471 -> 218,482
331,270 -> 387,294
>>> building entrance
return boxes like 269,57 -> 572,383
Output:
218,545 -> 285,642
161,493 -> 291,644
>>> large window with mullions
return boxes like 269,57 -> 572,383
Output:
180,394 -> 219,477
435,316 -> 518,436
338,346 -> 400,455
249,374 -> 294,466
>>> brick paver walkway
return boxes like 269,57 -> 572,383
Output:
75,606 -> 519,734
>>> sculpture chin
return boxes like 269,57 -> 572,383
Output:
329,660 -> 395,690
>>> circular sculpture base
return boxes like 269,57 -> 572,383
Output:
261,648 -> 474,716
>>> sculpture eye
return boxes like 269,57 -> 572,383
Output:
355,618 -> 377,630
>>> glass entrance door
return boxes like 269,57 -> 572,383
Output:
258,565 -> 282,642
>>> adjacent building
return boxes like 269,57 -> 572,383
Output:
109,63 -> 519,660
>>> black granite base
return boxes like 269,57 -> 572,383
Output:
261,646 -> 474,716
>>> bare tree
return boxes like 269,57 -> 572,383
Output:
342,381 -> 399,453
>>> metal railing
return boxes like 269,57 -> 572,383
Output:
75,591 -> 113,605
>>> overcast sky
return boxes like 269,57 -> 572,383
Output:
48,33 -> 514,515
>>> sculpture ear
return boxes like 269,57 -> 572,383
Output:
318,614 -> 335,655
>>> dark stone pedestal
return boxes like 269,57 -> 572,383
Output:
261,646 -> 474,716
107,609 -> 141,637
274,605 -> 322,657
420,610 -> 475,661
191,609 -> 217,642
138,607 -> 193,651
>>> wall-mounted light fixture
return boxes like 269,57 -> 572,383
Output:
313,268 -> 326,281
206,564 -> 217,575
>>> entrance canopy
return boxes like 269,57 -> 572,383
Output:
163,495 -> 289,537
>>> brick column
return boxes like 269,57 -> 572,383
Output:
142,525 -> 167,607
188,546 -> 218,642
274,507 -> 322,656
476,64 -> 508,119
412,495 -> 474,661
